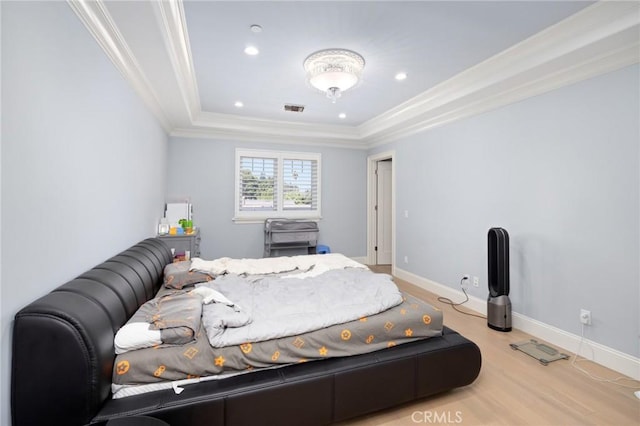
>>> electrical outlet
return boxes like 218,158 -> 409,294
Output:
404,256 -> 409,264
461,275 -> 470,290
580,309 -> 591,325
473,276 -> 479,287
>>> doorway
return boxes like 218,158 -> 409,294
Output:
375,160 -> 392,264
367,151 -> 395,268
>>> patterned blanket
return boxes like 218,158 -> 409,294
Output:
114,291 -> 202,354
112,291 -> 443,398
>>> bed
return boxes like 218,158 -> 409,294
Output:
11,237 -> 481,426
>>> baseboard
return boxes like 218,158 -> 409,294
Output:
393,267 -> 488,316
394,267 -> 640,381
351,256 -> 367,264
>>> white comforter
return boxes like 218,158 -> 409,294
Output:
190,253 -> 367,278
198,267 -> 403,348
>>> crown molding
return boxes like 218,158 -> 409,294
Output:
360,0 -> 640,146
365,40 -> 639,147
173,110 -> 367,149
193,111 -> 362,142
66,0 -> 173,132
70,0 -> 639,148
150,0 -> 200,121
170,125 -> 369,149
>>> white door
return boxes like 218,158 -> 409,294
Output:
376,160 -> 392,265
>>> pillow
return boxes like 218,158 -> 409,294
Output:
164,261 -> 213,289
114,322 -> 161,354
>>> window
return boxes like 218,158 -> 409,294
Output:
235,149 -> 321,221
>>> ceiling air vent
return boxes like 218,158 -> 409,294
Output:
284,104 -> 305,113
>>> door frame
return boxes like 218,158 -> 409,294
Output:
366,150 -> 396,272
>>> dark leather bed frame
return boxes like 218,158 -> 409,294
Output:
11,238 -> 481,426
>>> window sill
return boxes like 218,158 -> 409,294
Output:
232,216 -> 322,224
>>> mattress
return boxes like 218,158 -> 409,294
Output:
112,290 -> 443,398
112,293 -> 443,398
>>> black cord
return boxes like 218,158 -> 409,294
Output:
437,278 -> 487,319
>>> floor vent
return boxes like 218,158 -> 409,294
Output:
284,104 -> 305,113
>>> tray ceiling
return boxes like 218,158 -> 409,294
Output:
69,0 -> 639,148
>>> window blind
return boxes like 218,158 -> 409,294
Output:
239,156 -> 277,211
235,149 -> 321,221
283,158 -> 318,211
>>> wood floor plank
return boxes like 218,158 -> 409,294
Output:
337,267 -> 639,425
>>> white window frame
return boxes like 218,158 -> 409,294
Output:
234,148 -> 322,222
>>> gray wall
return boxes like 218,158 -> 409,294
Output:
0,2 -> 168,425
166,137 -> 368,259
371,64 -> 639,357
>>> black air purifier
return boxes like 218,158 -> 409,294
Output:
487,227 -> 512,332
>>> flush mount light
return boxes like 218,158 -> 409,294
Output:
234,101 -> 244,108
244,45 -> 259,56
338,113 -> 346,119
395,72 -> 408,81
303,48 -> 365,103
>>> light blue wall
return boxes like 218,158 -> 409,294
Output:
371,64 -> 639,357
1,3 -> 638,424
166,137 -> 368,259
0,2 -> 168,425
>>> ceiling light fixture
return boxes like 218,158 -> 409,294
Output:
234,101 -> 244,108
303,49 -> 365,103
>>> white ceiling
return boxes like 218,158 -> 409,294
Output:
71,0 -> 639,148
184,1 -> 591,126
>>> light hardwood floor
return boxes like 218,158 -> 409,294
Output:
338,266 -> 639,426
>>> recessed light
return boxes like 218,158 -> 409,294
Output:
338,113 -> 346,119
250,24 -> 262,33
395,72 -> 408,81
244,46 -> 259,56
234,101 -> 244,108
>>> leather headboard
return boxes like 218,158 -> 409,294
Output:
11,238 -> 172,426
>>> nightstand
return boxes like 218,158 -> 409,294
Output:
157,229 -> 201,260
